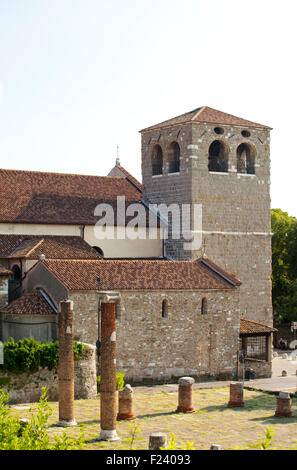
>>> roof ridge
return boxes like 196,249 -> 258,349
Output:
0,167 -> 134,181
240,317 -> 273,327
191,106 -> 206,121
197,106 -> 270,129
25,238 -> 45,258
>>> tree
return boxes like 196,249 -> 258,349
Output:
271,209 -> 297,324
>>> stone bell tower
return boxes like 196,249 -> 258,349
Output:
140,106 -> 273,325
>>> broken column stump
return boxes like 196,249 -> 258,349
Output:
57,300 -> 77,427
149,432 -> 167,450
210,444 -> 223,450
275,392 -> 293,417
228,382 -> 244,408
176,377 -> 195,413
117,384 -> 136,420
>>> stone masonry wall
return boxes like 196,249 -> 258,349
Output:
68,288 -> 240,383
141,121 -> 272,326
238,358 -> 272,379
0,343 -> 97,404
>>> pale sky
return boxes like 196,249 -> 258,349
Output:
0,0 -> 296,216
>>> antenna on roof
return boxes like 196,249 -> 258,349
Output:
116,145 -> 120,166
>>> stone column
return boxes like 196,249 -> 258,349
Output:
275,392 -> 293,417
228,382 -> 244,407
117,384 -> 136,420
98,292 -> 121,441
149,432 -> 167,450
57,300 -> 77,427
176,377 -> 195,413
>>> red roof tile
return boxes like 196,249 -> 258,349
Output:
1,292 -> 56,316
108,164 -> 142,192
40,257 -> 240,291
0,168 -> 148,225
0,235 -> 102,260
240,318 -> 277,335
140,106 -> 271,132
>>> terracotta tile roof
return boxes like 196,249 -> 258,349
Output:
40,257 -> 240,291
0,168 -> 149,225
140,106 -> 271,132
0,235 -> 102,260
108,164 -> 142,192
1,291 -> 57,316
0,265 -> 12,276
240,318 -> 277,335
200,257 -> 241,286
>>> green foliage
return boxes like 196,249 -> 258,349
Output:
121,422 -> 144,450
97,371 -> 125,393
160,433 -> 195,450
0,387 -> 85,450
260,427 -> 275,450
0,338 -> 86,374
271,209 -> 297,324
0,378 -> 10,386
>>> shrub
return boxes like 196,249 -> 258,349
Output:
0,387 -> 84,450
0,338 -> 86,374
97,371 -> 125,393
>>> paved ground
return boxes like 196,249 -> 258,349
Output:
245,350 -> 297,395
10,386 -> 297,450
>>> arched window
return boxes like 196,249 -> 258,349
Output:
93,246 -> 104,257
167,142 -> 180,173
237,143 -> 255,174
201,297 -> 207,315
208,140 -> 228,172
152,145 -> 163,176
162,299 -> 168,318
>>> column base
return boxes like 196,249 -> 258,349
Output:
56,419 -> 77,427
227,401 -> 244,408
98,429 -> 121,441
117,413 -> 136,421
274,411 -> 293,417
176,406 -> 196,413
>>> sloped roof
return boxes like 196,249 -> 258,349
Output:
1,291 -> 57,316
140,106 -> 271,132
108,164 -> 142,192
0,235 -> 102,260
39,257 -> 240,291
0,168 -> 149,225
240,318 -> 277,335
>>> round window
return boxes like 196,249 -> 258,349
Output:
241,130 -> 251,138
214,127 -> 224,135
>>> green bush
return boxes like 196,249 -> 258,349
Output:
0,387 -> 84,450
97,371 -> 125,393
0,338 -> 86,374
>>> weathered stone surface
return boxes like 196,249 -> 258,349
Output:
275,392 -> 293,417
69,289 -> 240,383
228,381 -> 244,407
0,344 -> 97,404
141,121 -> 272,327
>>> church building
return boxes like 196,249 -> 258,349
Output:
0,106 -> 276,382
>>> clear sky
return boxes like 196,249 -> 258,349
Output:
0,0 -> 296,216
